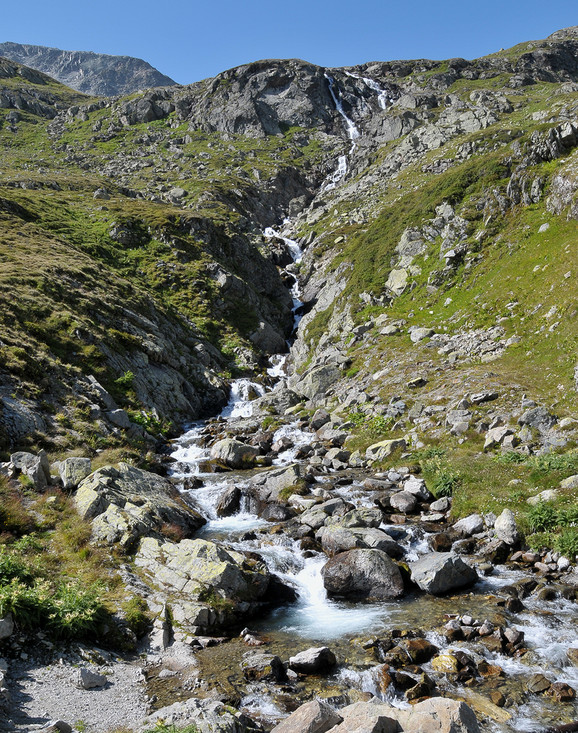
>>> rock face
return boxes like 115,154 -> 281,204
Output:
0,42 -> 177,96
410,553 -> 478,595
321,549 -> 405,600
74,463 -> 205,550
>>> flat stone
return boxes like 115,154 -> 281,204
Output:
410,552 -> 478,595
270,699 -> 342,733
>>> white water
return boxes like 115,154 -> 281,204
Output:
346,71 -> 392,109
323,74 -> 361,191
263,226 -> 303,263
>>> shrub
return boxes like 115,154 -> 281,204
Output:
422,456 -> 462,498
527,502 -> 559,532
555,528 -> 578,559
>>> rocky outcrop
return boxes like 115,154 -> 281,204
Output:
74,463 -> 205,550
134,537 -> 271,633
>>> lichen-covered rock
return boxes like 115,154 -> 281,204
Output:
74,463 -> 205,546
57,457 -> 92,490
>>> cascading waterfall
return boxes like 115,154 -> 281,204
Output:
345,70 -> 392,109
322,73 -> 361,190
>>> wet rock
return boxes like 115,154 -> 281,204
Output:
432,653 -> 459,673
289,646 -> 337,674
548,681 -> 576,702
215,485 -> 241,516
210,438 -> 260,468
322,548 -> 405,600
481,539 -> 510,564
241,651 -> 286,682
494,509 -> 519,545
251,463 -> 307,505
410,552 -> 478,595
310,409 -> 331,431
527,673 -> 551,693
396,637 -> 439,664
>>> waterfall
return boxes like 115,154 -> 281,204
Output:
323,74 -> 361,190
346,71 -> 392,109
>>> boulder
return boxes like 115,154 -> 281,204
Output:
410,327 -> 435,343
0,615 -> 14,640
317,526 -> 404,559
518,406 -> 557,433
453,514 -> 484,537
10,450 -> 50,490
210,439 -> 260,469
322,549 -> 405,600
144,697 -> 258,733
251,463 -> 306,505
76,668 -> 107,689
241,652 -> 286,682
295,365 -> 340,402
288,646 -> 337,674
57,457 -> 92,490
366,439 -> 407,462
329,701 -> 399,733
270,700 -> 342,733
395,697 -> 480,732
74,463 -> 205,544
410,552 -> 478,595
389,491 -> 418,514
494,509 -> 520,546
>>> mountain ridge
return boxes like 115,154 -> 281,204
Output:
0,41 -> 177,96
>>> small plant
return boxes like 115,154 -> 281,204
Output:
114,370 -> 135,390
123,596 -> 151,638
422,456 -> 462,498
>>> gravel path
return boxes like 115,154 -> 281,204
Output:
5,657 -> 149,732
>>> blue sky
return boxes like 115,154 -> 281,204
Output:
3,0 -> 577,84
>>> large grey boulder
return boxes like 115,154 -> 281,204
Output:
74,463 -> 205,548
270,700 -> 342,733
518,406 -> 557,433
10,450 -> 50,490
494,508 -> 520,546
322,549 -> 405,600
410,552 -> 478,595
389,491 -> 418,514
294,365 -> 340,402
210,439 -> 260,468
365,438 -> 407,462
250,463 -> 307,506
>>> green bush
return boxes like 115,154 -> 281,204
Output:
527,501 -> 558,532
422,456 -> 462,498
555,528 -> 578,559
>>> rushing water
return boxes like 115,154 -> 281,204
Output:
168,190 -> 578,733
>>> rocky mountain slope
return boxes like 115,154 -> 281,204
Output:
1,26 -> 578,733
0,41 -> 177,95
